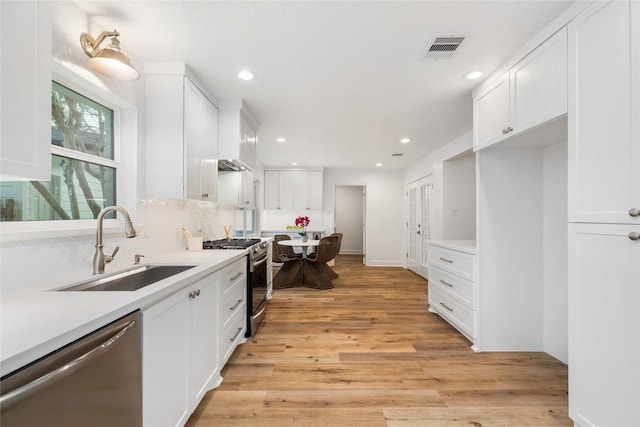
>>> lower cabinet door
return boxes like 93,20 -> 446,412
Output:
189,277 -> 220,406
142,291 -> 190,427
569,223 -> 640,426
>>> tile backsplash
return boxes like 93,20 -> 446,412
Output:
0,199 -> 236,293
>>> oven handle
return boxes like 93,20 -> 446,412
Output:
252,255 -> 268,268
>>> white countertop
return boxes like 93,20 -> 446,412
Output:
0,249 -> 247,377
427,240 -> 477,255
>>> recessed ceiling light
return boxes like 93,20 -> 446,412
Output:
400,138 -> 410,143
376,163 -> 383,167
463,71 -> 483,80
238,70 -> 254,81
291,162 -> 298,166
276,137 -> 286,143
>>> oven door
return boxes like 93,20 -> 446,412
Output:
247,252 -> 268,337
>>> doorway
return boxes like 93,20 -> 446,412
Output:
407,176 -> 433,278
334,185 -> 365,264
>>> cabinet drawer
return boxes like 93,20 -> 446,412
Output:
219,258 -> 246,292
428,245 -> 476,281
220,308 -> 245,364
221,278 -> 245,328
429,266 -> 476,309
429,286 -> 474,339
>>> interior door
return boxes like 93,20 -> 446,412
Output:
407,176 -> 432,278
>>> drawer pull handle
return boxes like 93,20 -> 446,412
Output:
439,279 -> 454,287
439,302 -> 454,312
229,299 -> 243,311
230,327 -> 243,341
629,208 -> 640,217
230,272 -> 243,281
629,232 -> 640,241
439,257 -> 454,263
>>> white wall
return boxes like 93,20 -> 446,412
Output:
443,150 -> 476,240
543,142 -> 568,363
323,168 -> 404,266
334,185 -> 364,254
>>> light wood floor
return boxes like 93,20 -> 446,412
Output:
186,255 -> 570,426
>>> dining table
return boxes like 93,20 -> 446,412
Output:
276,239 -> 320,258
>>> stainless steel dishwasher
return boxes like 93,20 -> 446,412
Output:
0,310 -> 142,426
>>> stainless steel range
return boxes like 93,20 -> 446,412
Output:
203,238 -> 268,337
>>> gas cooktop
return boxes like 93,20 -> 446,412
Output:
202,238 -> 262,250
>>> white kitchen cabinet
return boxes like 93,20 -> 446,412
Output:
217,170 -> 254,206
142,287 -> 190,427
217,258 -> 247,365
568,2 -> 640,426
473,73 -> 510,150
473,28 -> 567,151
0,1 -> 51,181
142,273 -> 222,427
264,169 -> 323,211
568,223 -> 640,427
145,65 -> 218,201
427,241 -> 478,346
218,100 -> 258,170
189,277 -> 220,408
568,0 -> 640,224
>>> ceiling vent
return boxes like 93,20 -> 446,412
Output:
423,36 -> 465,59
391,153 -> 404,157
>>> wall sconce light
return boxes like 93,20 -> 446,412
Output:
80,30 -> 140,80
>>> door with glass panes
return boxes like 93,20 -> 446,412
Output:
407,176 -> 432,279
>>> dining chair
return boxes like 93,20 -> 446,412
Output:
302,235 -> 339,289
273,234 -> 302,261
273,234 -> 303,289
308,232 -> 341,279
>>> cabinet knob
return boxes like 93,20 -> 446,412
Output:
629,208 -> 640,217
629,232 -> 640,241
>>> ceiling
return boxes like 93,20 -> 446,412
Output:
74,1 -> 573,170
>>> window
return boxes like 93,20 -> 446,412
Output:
0,82 -> 118,221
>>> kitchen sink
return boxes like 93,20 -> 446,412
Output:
58,265 -> 197,292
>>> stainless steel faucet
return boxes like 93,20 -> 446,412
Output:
93,206 -> 137,275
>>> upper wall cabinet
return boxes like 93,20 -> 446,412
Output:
0,1 -> 51,181
473,27 -> 568,151
264,169 -> 323,211
145,65 -> 219,201
217,170 -> 254,207
568,0 -> 640,224
218,100 -> 257,170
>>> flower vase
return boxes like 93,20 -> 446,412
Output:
302,235 -> 309,242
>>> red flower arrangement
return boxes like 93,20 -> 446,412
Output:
294,215 -> 310,236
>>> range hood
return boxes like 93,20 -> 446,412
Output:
218,159 -> 251,172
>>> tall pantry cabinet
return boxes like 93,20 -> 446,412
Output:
567,1 -> 640,426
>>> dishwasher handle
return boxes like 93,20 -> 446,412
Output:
0,319 -> 137,410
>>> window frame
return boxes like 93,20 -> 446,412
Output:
0,62 -> 138,241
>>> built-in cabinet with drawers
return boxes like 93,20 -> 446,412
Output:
427,241 -> 478,347
0,1 -> 51,181
567,1 -> 639,425
473,27 -> 567,151
145,63 -> 219,201
142,257 -> 247,427
264,169 -> 323,211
